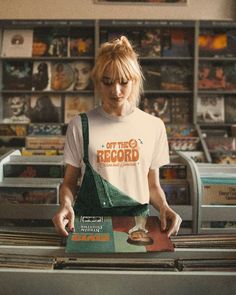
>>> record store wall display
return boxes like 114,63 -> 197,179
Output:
0,20 -> 96,156
0,19 -> 236,161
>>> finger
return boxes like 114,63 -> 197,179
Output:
160,211 -> 167,231
52,215 -> 69,237
68,210 -> 75,232
167,216 -> 182,237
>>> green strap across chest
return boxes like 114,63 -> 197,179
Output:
80,113 -> 89,163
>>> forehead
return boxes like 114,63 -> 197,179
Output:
102,63 -> 130,81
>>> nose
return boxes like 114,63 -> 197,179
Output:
112,83 -> 122,97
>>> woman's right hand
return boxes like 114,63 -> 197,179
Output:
52,204 -> 75,237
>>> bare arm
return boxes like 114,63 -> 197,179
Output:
148,168 -> 182,237
52,164 -> 80,236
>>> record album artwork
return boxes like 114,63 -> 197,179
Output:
51,62 -> 74,91
64,94 -> 94,123
3,94 -> 31,124
1,29 -> 33,57
197,95 -> 224,123
30,95 -> 62,123
32,61 -> 51,91
2,61 -> 32,90
66,216 -> 174,254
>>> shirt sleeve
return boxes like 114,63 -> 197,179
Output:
150,118 -> 170,169
63,117 -> 83,168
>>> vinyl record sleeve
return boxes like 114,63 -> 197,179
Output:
66,216 -> 174,253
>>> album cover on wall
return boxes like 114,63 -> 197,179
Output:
32,61 -> 51,91
1,29 -> 33,57
198,62 -> 227,90
162,28 -> 193,57
64,94 -> 94,124
0,124 -> 27,137
71,61 -> 93,91
69,29 -> 94,57
142,63 -> 161,90
139,29 -> 161,57
30,94 -> 62,123
140,96 -> 171,123
198,30 -> 227,57
32,28 -> 68,57
197,95 -> 225,123
3,94 -> 31,124
50,62 -> 74,91
225,96 -> 236,123
2,61 -> 33,90
161,63 -> 192,90
171,96 -> 191,124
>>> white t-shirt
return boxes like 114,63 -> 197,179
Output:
64,106 -> 169,204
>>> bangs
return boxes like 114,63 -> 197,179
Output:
101,56 -> 139,83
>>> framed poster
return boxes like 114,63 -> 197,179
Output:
95,0 -> 188,4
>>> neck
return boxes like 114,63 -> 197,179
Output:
102,101 -> 134,117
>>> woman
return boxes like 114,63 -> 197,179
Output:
52,36 -> 182,237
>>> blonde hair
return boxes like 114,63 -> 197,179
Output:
91,36 -> 143,106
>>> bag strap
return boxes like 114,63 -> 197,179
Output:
80,113 -> 89,163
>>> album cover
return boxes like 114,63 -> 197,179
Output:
32,61 -> 51,91
202,221 -> 236,229
28,124 -> 62,136
224,96 -> 236,123
0,186 -> 58,204
1,29 -> 33,57
0,124 -> 27,136
162,28 -> 193,57
226,29 -> 236,57
0,136 -> 25,148
32,28 -> 51,57
201,177 -> 236,205
50,62 -> 74,91
160,180 -> 189,205
225,63 -> 236,90
142,63 -> 161,90
3,94 -> 31,124
160,163 -> 187,179
66,216 -> 174,254
69,29 -> 94,57
64,94 -> 94,124
30,94 -> 62,123
139,29 -> 161,57
3,163 -> 64,178
181,151 -> 206,163
2,61 -> 33,90
161,63 -> 192,90
198,30 -> 227,57
198,62 -> 227,90
171,96 -> 191,124
26,136 -> 66,150
166,125 -> 197,138
21,148 -> 59,156
197,95 -> 225,123
140,96 -> 171,123
168,137 -> 200,151
47,33 -> 68,57
32,28 -> 68,57
211,151 -> 236,164
71,61 -> 93,91
205,136 -> 235,151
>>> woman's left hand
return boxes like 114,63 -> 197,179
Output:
159,205 -> 182,237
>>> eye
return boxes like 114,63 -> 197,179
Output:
101,78 -> 113,86
120,80 -> 128,85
